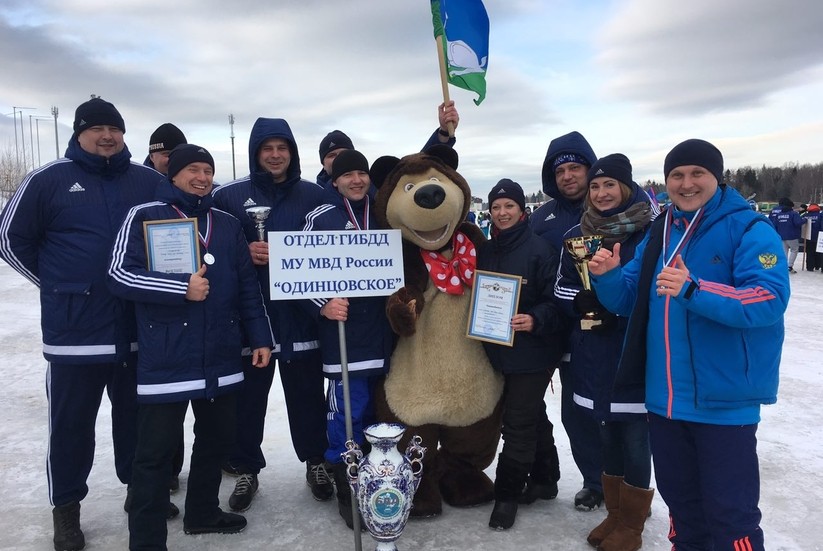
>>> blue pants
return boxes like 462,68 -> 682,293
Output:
129,394 -> 236,550
324,377 -> 376,464
46,359 -> 137,506
228,352 -> 327,472
648,413 -> 765,551
600,417 -> 651,488
559,362 -> 603,491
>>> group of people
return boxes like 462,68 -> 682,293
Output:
0,94 -> 790,551
768,198 -> 823,272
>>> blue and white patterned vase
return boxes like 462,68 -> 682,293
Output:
342,423 -> 425,551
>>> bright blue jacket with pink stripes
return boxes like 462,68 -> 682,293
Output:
593,186 -> 789,425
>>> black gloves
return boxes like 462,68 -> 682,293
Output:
573,289 -> 604,316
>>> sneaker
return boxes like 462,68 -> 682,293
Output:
518,478 -> 558,504
53,502 -> 85,551
306,461 -> 334,501
124,487 -> 180,520
184,510 -> 247,535
574,487 -> 604,511
229,473 -> 259,512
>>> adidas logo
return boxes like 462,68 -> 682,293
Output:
545,213 -> 556,221
496,189 -> 506,194
197,147 -> 207,154
711,255 -> 722,264
344,221 -> 356,230
78,118 -> 86,127
243,198 -> 257,207
69,183 -> 85,193
595,169 -> 604,175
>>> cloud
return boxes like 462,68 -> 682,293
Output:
596,0 -> 823,115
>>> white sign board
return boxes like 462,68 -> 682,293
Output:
268,230 -> 405,300
817,230 -> 823,254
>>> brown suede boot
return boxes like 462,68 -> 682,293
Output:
587,473 -> 623,547
598,482 -> 654,551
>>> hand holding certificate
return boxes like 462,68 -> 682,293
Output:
466,270 -> 522,346
143,218 -> 201,274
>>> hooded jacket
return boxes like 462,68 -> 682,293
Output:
592,186 -> 789,425
302,192 -> 394,379
529,131 -> 597,251
0,137 -> 159,364
555,181 -> 652,421
108,180 -> 273,403
768,205 -> 804,240
212,118 -> 327,360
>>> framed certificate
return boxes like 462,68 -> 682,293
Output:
466,270 -> 522,347
143,218 -> 200,274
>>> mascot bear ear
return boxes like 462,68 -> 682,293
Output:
370,155 -> 401,190
423,144 -> 459,171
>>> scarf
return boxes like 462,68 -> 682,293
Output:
580,201 -> 652,247
421,231 -> 476,295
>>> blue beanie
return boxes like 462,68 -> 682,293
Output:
167,144 -> 215,180
664,139 -> 724,184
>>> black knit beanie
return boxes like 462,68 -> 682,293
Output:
331,150 -> 369,182
73,98 -> 125,134
488,178 -> 526,212
664,139 -> 724,184
319,130 -> 354,162
588,153 -> 634,188
167,144 -> 215,180
149,123 -> 187,152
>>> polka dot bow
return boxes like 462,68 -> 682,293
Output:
420,232 -> 477,295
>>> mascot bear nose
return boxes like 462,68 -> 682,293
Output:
414,184 -> 446,210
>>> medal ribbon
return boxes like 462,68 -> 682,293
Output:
661,207 -> 703,267
171,205 -> 212,251
343,198 -> 369,230
420,232 -> 476,295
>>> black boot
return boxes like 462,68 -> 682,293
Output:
520,425 -> 561,504
53,502 -> 85,551
489,455 -> 529,531
332,463 -> 365,531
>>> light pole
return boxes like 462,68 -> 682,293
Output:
33,116 -> 54,166
28,115 -> 35,169
51,106 -> 59,158
13,106 -> 35,170
228,114 -> 236,180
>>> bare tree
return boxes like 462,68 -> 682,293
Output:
0,141 -> 28,207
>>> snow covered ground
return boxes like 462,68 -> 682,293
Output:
0,261 -> 820,550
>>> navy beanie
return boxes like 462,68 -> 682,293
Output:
73,98 -> 125,134
167,144 -> 215,180
331,149 -> 369,182
588,153 -> 633,188
664,139 -> 724,184
149,123 -> 187,152
488,178 -> 526,212
319,130 -> 354,162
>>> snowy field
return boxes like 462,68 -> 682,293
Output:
0,261 -> 820,550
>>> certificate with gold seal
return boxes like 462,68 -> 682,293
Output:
466,270 -> 522,347
143,218 -> 200,274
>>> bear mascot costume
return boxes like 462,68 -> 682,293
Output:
370,145 -> 503,518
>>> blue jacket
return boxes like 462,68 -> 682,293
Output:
768,206 -> 803,240
302,192 -> 393,379
555,183 -> 652,421
0,138 -> 159,364
529,131 -> 597,251
805,210 -> 821,244
108,180 -> 273,403
593,186 -> 790,425
476,221 -> 567,374
212,117 -> 327,361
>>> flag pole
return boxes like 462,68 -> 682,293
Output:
435,34 -> 455,137
338,320 -> 363,549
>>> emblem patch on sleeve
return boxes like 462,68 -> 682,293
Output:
758,253 -> 778,269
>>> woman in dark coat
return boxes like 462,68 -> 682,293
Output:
554,154 -> 656,550
477,179 -> 567,530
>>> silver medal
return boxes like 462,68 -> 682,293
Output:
204,253 -> 215,265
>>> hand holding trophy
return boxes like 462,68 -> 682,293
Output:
246,206 -> 272,242
564,235 -> 604,330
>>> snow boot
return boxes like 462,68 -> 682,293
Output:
598,482 -> 654,551
53,502 -> 85,551
489,455 -> 529,531
587,473 -> 623,547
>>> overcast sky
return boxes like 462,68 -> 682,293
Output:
1,0 -> 822,197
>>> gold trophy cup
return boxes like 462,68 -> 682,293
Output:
564,235 -> 605,330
